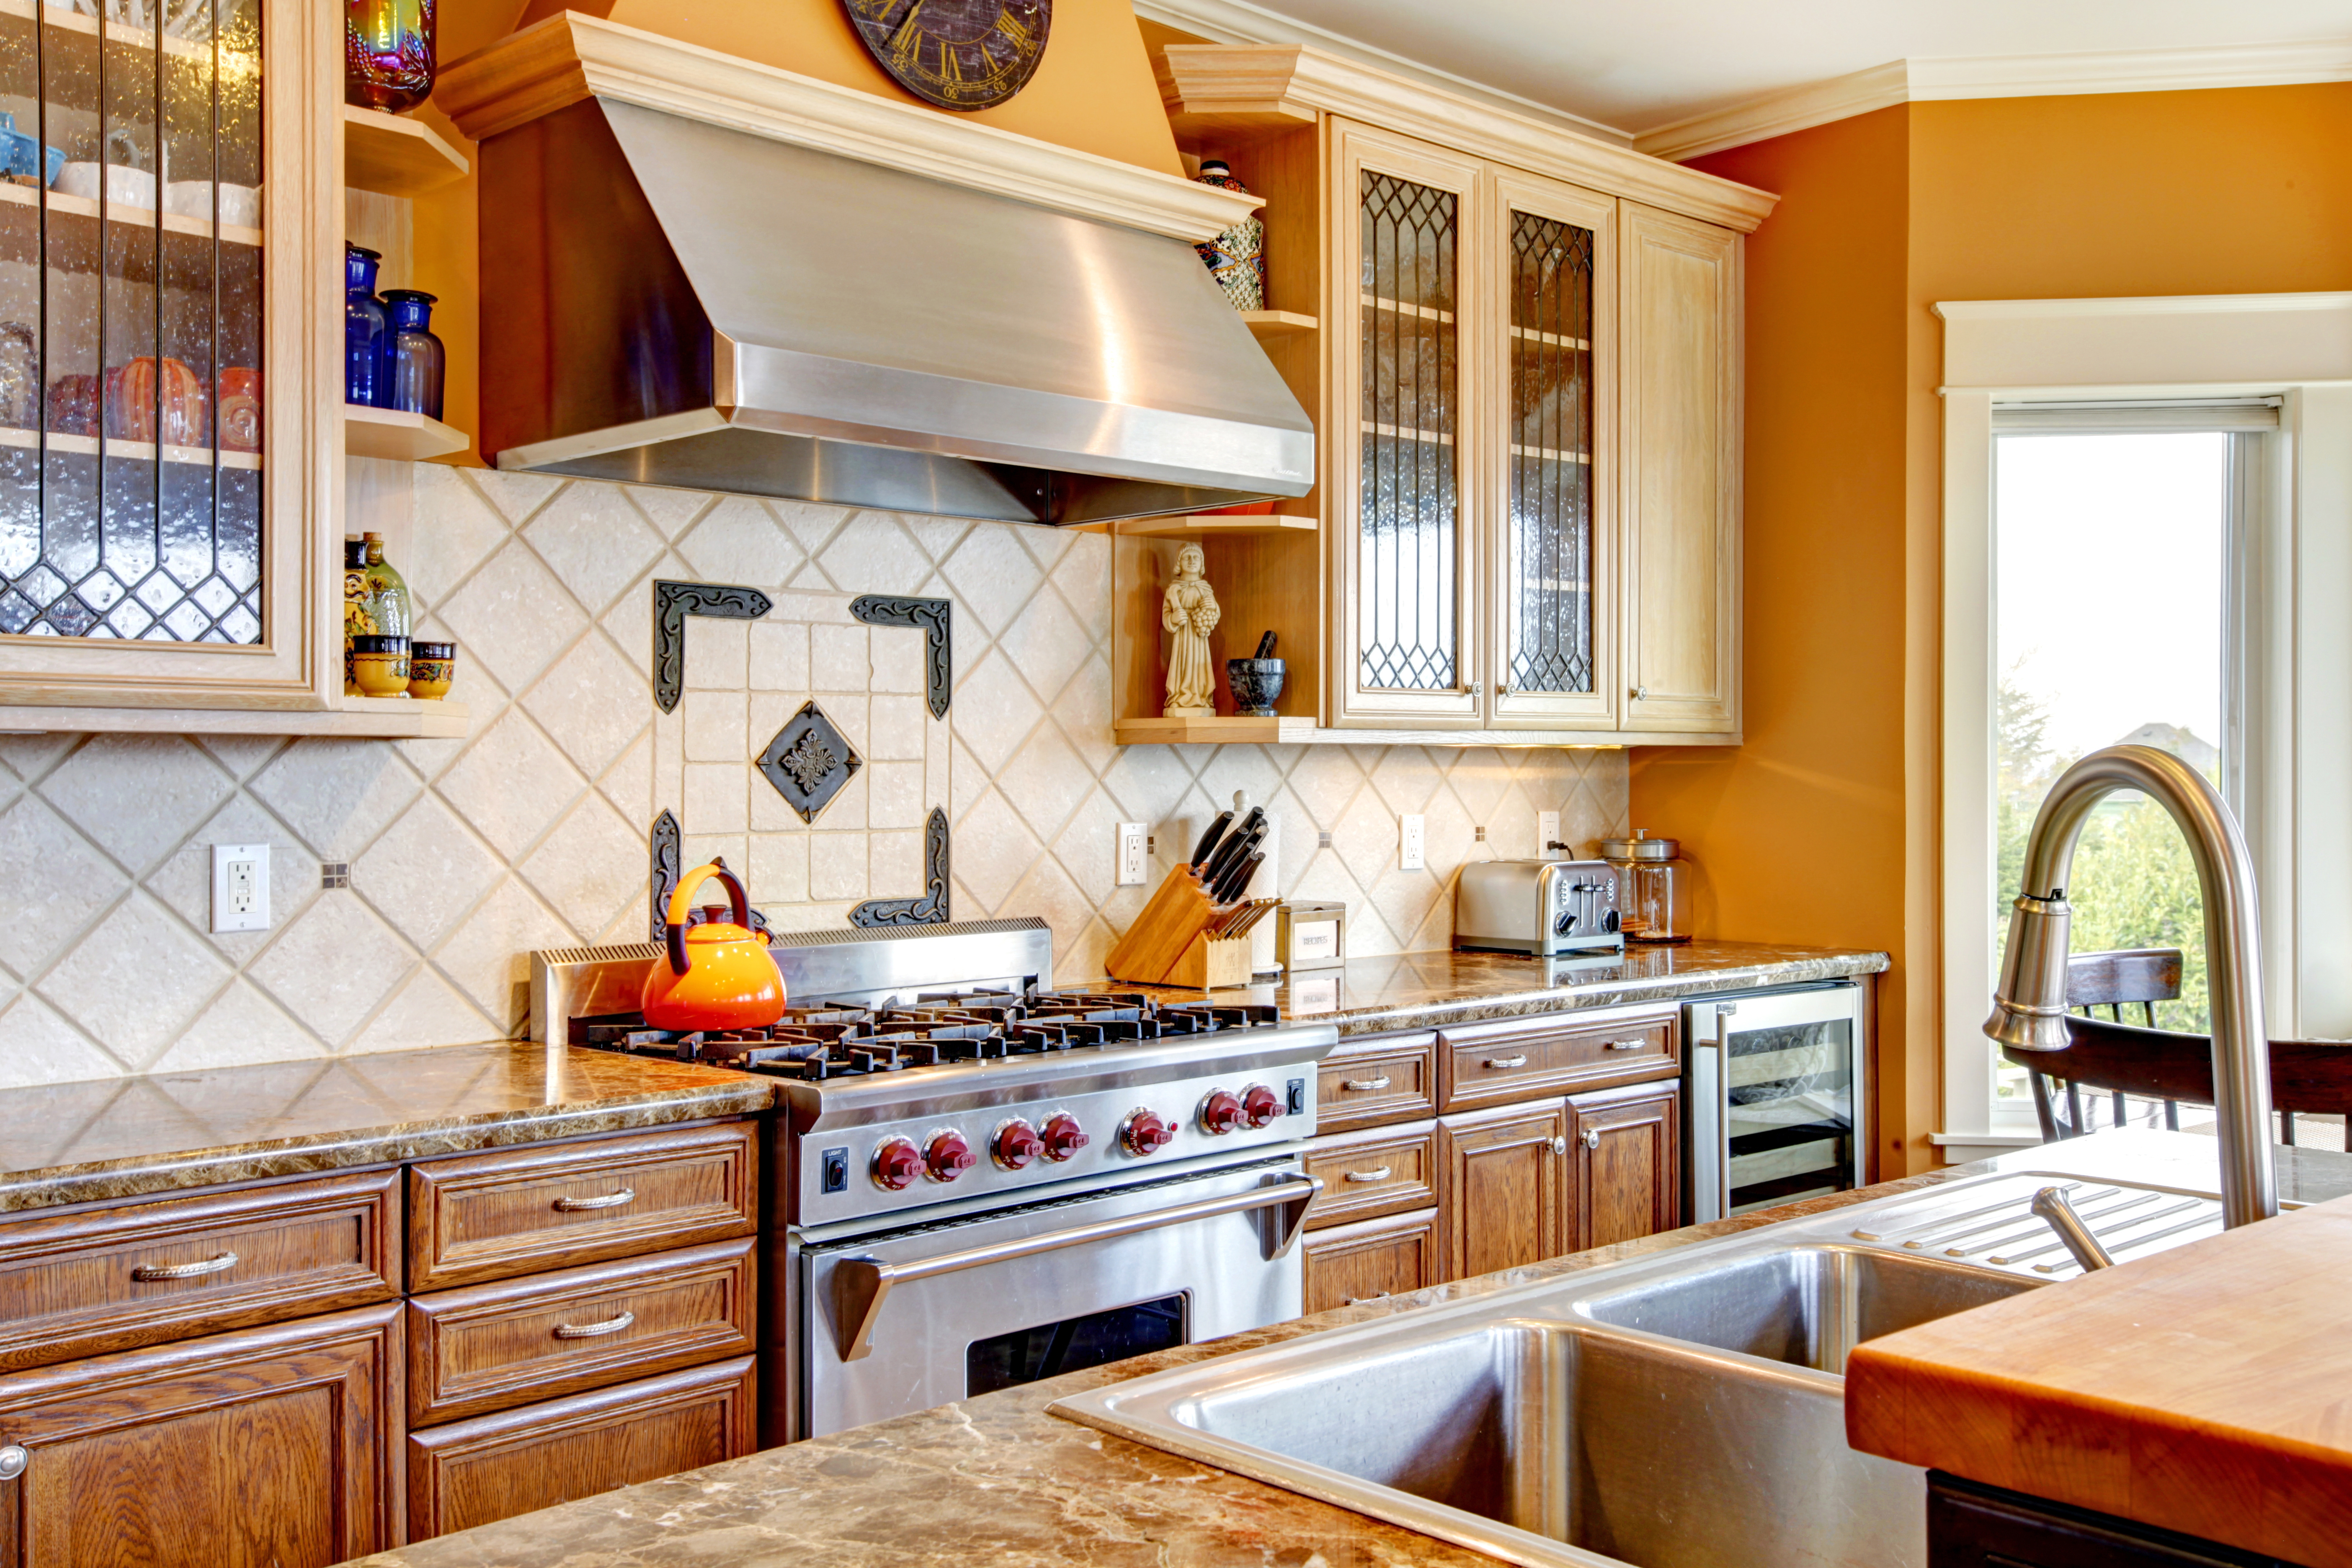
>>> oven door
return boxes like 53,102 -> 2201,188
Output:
796,1157 -> 1319,1439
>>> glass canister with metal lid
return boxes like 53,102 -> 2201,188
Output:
1599,830 -> 1693,944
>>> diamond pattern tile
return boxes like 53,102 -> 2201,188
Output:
3,464 -> 1629,1088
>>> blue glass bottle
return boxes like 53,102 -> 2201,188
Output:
345,245 -> 388,407
378,289 -> 444,420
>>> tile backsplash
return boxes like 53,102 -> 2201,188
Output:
0,464 -> 1627,1088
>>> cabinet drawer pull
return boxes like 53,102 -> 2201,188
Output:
1344,1292 -> 1392,1306
132,1251 -> 238,1282
1342,1166 -> 1393,1184
0,1445 -> 23,1481
1340,1076 -> 1391,1092
1605,1038 -> 1649,1051
552,1309 -> 638,1340
1582,1127 -> 1602,1150
1547,1136 -> 1568,1155
1483,1055 -> 1529,1070
553,1188 -> 636,1212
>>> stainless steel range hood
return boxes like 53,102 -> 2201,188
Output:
476,96 -> 1315,525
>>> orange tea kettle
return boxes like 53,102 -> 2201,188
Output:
640,859 -> 786,1032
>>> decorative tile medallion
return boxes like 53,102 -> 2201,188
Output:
853,808 -> 952,927
653,580 -> 774,713
849,594 -> 953,719
756,701 -> 864,824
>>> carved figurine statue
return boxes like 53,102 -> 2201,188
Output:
1161,542 -> 1222,717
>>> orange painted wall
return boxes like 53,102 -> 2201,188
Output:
1638,107 -> 1922,1176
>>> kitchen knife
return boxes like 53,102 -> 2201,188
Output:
1200,807 -> 1265,885
1213,851 -> 1265,904
1188,810 -> 1234,870
1208,833 -> 1263,901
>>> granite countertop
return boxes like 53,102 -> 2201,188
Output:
1132,938 -> 1888,1037
0,1042 -> 772,1214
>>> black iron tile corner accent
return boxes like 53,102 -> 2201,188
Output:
757,702 -> 864,824
652,581 -> 774,713
853,808 -> 952,927
648,810 -> 682,944
849,594 -> 953,719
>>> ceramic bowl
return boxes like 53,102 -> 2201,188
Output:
54,162 -> 155,208
350,633 -> 410,697
407,641 -> 455,700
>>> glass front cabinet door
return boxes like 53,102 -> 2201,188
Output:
0,0 -> 333,717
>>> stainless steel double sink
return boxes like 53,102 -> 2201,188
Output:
1050,1172 -> 2216,1568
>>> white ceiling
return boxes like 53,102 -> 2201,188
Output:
1159,0 -> 2352,135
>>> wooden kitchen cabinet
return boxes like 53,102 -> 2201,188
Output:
1439,1101 -> 1568,1280
1302,1207 -> 1441,1315
1565,1081 -> 1681,1250
0,1304 -> 402,1568
1926,1472 -> 2293,1568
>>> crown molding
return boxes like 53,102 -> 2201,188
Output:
1133,0 -> 1635,148
436,13 -> 1258,243
1638,37 -> 2352,162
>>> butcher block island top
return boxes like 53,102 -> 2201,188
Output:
1847,1192 -> 2352,1568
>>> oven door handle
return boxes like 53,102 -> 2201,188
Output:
828,1173 -> 1324,1363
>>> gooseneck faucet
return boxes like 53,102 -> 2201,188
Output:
1985,744 -> 2278,1229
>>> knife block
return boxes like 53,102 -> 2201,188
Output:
1166,928 -> 1255,990
1104,864 -> 1223,987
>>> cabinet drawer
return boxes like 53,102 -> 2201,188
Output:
406,1237 -> 755,1426
407,1123 -> 757,1291
1302,1122 -> 1436,1229
407,1356 -> 757,1542
1303,1207 -> 1440,1316
1438,1009 -> 1678,1111
1316,1036 -> 1436,1132
0,1169 -> 399,1372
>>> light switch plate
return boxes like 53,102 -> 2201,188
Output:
1116,822 -> 1148,886
211,843 -> 271,933
1399,813 -> 1426,872
1539,811 -> 1561,854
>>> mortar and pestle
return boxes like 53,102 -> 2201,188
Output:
1226,631 -> 1285,717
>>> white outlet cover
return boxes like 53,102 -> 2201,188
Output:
1115,822 -> 1148,886
1399,813 -> 1426,872
1539,811 -> 1562,854
211,842 -> 271,933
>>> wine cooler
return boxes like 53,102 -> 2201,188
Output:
1685,983 -> 1868,1220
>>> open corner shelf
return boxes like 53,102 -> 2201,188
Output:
0,696 -> 470,739
343,105 -> 470,198
331,694 -> 471,738
1240,310 -> 1318,342
345,404 -> 469,462
1113,513 -> 1316,539
1114,715 -> 1311,745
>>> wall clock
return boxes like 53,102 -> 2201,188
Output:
842,0 -> 1052,113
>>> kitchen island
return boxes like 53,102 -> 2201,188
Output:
340,1132 -> 2352,1568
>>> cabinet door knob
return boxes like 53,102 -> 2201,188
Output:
1547,1136 -> 1568,1155
1582,1127 -> 1603,1150
1467,681 -> 1483,696
1632,685 -> 1650,701
0,1445 -> 25,1481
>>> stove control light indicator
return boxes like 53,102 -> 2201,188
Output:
1120,1109 -> 1177,1156
925,1130 -> 977,1183
1040,1114 -> 1091,1162
872,1137 -> 923,1191
1241,1084 -> 1284,1128
1198,1089 -> 1245,1135
992,1119 -> 1046,1170
820,1147 -> 850,1194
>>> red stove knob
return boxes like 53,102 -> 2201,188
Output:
1040,1114 -> 1090,1163
993,1119 -> 1046,1170
872,1137 -> 922,1191
1241,1084 -> 1284,1128
1199,1089 -> 1245,1135
924,1130 -> 976,1182
1120,1109 -> 1177,1156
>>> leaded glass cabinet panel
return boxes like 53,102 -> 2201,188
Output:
1490,170 -> 1615,730
0,0 -> 332,713
1333,119 -> 1482,728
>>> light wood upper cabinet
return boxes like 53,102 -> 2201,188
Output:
1621,203 -> 1740,735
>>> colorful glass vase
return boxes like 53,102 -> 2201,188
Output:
378,289 -> 444,420
345,245 -> 387,407
345,0 -> 436,114
1192,159 -> 1265,312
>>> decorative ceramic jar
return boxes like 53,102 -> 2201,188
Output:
342,536 -> 373,694
349,634 -> 411,696
378,289 -> 444,419
217,366 -> 262,452
1191,159 -> 1264,311
406,640 -> 455,699
345,245 -> 387,406
345,0 -> 436,113
359,532 -> 410,644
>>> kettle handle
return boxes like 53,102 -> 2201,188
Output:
663,859 -> 753,976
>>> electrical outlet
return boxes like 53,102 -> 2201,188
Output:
1539,811 -> 1561,854
211,843 -> 271,933
1116,822 -> 1148,886
1399,813 -> 1426,872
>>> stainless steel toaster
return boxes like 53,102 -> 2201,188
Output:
1453,859 -> 1623,955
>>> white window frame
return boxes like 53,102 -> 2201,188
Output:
1937,292 -> 2352,1161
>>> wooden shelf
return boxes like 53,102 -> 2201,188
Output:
0,426 -> 262,469
1242,310 -> 1318,341
343,106 -> 469,198
1116,715 -> 1304,745
0,697 -> 470,738
1113,513 -> 1316,539
1114,717 -> 1737,748
345,405 -> 468,461
0,0 -> 214,59
0,182 -> 261,247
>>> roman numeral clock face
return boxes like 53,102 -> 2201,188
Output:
843,0 -> 1052,112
